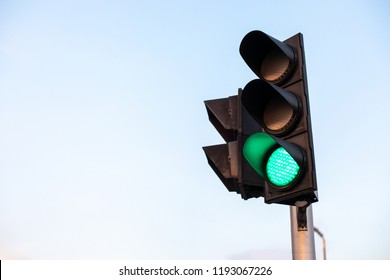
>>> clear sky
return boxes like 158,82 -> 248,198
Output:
0,0 -> 389,260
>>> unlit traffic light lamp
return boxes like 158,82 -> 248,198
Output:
240,30 -> 318,206
239,30 -> 296,85
241,79 -> 300,136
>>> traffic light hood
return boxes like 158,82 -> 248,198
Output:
240,30 -> 296,85
242,132 -> 276,178
241,79 -> 301,136
204,97 -> 237,143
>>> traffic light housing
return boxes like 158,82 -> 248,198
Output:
203,90 -> 264,200
239,30 -> 318,205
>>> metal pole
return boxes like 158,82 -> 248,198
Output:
290,203 -> 316,260
314,227 -> 327,260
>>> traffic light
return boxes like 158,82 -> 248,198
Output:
239,30 -> 318,205
203,90 -> 264,200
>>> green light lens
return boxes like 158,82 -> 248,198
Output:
266,147 -> 300,188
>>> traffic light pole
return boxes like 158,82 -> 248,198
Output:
290,203 -> 316,260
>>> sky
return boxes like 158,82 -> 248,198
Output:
0,0 -> 389,260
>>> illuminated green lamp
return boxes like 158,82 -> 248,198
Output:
266,147 -> 300,188
243,132 -> 301,189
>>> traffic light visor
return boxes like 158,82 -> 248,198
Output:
241,79 -> 300,136
240,30 -> 296,85
242,132 -> 277,178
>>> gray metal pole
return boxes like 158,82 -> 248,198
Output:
314,227 -> 327,260
290,203 -> 316,260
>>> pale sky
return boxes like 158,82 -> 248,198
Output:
0,0 -> 389,259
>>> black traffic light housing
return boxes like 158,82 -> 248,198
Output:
240,31 -> 318,205
203,90 -> 264,200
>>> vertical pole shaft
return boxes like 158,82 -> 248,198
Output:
290,204 -> 316,260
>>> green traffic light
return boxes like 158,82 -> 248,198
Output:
266,147 -> 300,188
243,132 -> 302,189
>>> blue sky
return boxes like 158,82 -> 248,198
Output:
0,0 -> 389,259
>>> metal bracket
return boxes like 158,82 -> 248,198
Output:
295,201 -> 309,231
